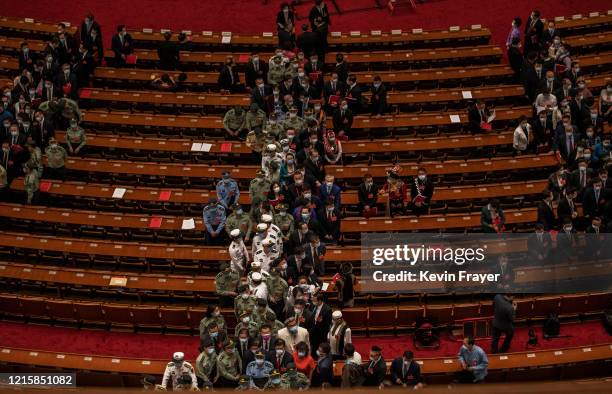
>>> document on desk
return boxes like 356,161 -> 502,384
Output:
112,187 -> 126,199
182,218 -> 196,230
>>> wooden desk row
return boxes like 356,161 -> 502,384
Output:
564,31 -> 612,48
0,344 -> 610,377
93,64 -> 515,86
60,153 -> 558,180
79,85 -> 526,108
81,106 -> 533,130
130,27 -> 492,50
4,260 -> 609,294
0,16 -> 77,35
0,231 -> 351,261
11,177 -> 549,206
0,202 -> 538,232
102,45 -> 503,66
0,36 -> 502,65
56,130 -> 516,155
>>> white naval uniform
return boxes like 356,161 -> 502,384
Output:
229,239 -> 249,273
161,361 -> 198,391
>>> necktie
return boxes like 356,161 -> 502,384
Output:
332,81 -> 335,91
12,135 -> 16,145
537,233 -> 542,242
254,61 -> 258,72
264,340 -> 269,351
595,190 -> 600,202
327,186 -> 331,194
276,356 -> 281,369
48,88 -> 51,99
260,87 -> 264,97
581,172 -> 585,187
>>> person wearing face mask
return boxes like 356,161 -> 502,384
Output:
357,173 -> 379,218
245,349 -> 274,389
505,17 -> 522,49
161,352 -> 198,391
585,216 -> 605,259
556,218 -> 578,262
7,123 -> 26,150
276,3 -> 296,49
267,55 -> 287,87
319,174 -> 341,209
199,304 -> 227,339
411,167 -> 434,216
195,339 -> 217,388
201,320 -> 228,356
235,284 -> 257,319
369,75 -> 388,117
80,13 -> 101,49
309,0 -> 331,61
570,158 -> 593,196
583,177 -> 607,219
18,42 -> 36,72
363,346 -> 386,388
537,70 -> 560,97
345,74 -> 363,114
215,263 -> 240,308
251,77 -> 271,111
44,137 -> 66,180
227,228 -> 249,276
216,340 -> 242,387
599,83 -> 612,122
281,105 -> 305,134
332,99 -> 353,138
291,341 -> 315,381
564,61 -> 582,85
202,197 -> 227,245
513,115 -> 532,153
277,317 -> 310,354
41,78 -> 58,103
215,171 -> 240,209
520,53 -> 540,102
391,350 -> 423,388
110,25 -> 133,66
557,186 -> 578,229
65,118 -> 86,155
380,166 -> 408,217
593,137 -> 611,165
23,163 -> 39,204
553,124 -> 578,166
218,55 -> 242,93
267,338 -> 293,373
235,311 -> 260,340
304,148 -> 326,185
226,204 -> 253,243
319,197 -> 340,243
523,9 -> 543,56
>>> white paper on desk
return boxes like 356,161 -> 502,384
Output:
461,91 -> 473,99
112,188 -> 126,199
487,111 -> 496,123
182,218 -> 196,230
321,282 -> 329,291
200,143 -> 212,152
221,35 -> 232,44
449,114 -> 461,123
191,142 -> 202,151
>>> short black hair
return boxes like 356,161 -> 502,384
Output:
344,343 -> 355,357
116,24 -> 125,32
465,336 -> 475,345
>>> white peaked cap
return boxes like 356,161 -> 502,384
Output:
332,311 -> 342,319
173,352 -> 185,361
267,144 -> 277,151
230,229 -> 241,237
257,223 -> 268,231
261,214 -> 273,223
263,237 -> 275,246
251,260 -> 261,268
252,272 -> 262,281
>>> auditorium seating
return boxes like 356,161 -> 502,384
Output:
0,9 -> 611,386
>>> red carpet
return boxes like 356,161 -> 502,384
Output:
2,0 -> 611,50
0,321 -> 608,361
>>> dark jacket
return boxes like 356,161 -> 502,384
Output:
492,294 -> 515,331
157,40 -> 180,70
390,358 -> 422,386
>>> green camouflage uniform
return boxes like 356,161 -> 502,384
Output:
45,144 -> 67,169
245,109 -> 267,132
249,175 -> 271,206
279,370 -> 310,390
24,170 -> 39,204
282,115 -> 306,133
226,211 -> 253,239
223,109 -> 247,133
215,270 -> 239,298
216,350 -> 241,383
65,126 -> 86,152
195,350 -> 217,386
234,294 -> 257,318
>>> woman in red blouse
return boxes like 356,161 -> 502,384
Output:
292,341 -> 316,380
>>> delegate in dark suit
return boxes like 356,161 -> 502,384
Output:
527,230 -> 552,263
297,28 -> 320,59
582,185 -> 606,218
536,199 -> 556,231
218,63 -> 241,93
369,83 -> 387,116
111,29 -> 133,66
308,300 -> 332,355
345,83 -> 362,114
364,356 -> 387,387
157,35 -> 180,70
245,59 -> 269,88
491,294 -> 515,354
332,106 -> 353,135
390,357 -> 422,387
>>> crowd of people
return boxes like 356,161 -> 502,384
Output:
0,0 -> 610,391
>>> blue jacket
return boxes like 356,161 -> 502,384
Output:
458,345 -> 488,382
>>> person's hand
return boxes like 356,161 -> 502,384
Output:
396,378 -> 402,385
460,361 -> 467,370
572,212 -> 577,219
415,382 -> 423,390
512,301 -> 518,310
121,54 -> 126,59
74,147 -> 80,154
68,147 -> 74,154
467,366 -> 474,372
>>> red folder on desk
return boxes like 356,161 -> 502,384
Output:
149,217 -> 162,228
126,54 -> 138,65
158,191 -> 171,201
39,181 -> 52,193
